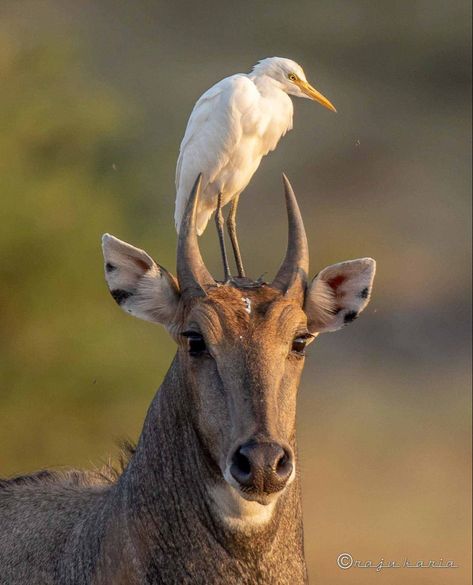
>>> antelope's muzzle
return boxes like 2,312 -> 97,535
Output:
229,440 -> 294,498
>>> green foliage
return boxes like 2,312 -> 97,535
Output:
0,37 -> 174,473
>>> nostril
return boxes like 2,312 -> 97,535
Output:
275,449 -> 292,478
276,451 -> 287,471
233,448 -> 251,476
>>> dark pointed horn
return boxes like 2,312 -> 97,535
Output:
176,174 -> 215,296
271,174 -> 309,301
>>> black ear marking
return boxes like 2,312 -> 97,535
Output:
344,310 -> 358,324
105,263 -> 117,273
359,287 -> 369,299
111,289 -> 132,305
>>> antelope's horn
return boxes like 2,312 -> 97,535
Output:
176,174 -> 215,296
271,174 -> 309,302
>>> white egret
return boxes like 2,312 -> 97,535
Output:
175,56 -> 336,280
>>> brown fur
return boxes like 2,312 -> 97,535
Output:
0,232 -> 375,584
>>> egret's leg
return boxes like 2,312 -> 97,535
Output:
227,195 -> 245,278
215,192 -> 231,282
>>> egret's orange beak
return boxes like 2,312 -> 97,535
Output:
295,80 -> 337,112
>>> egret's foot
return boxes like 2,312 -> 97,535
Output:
227,276 -> 265,289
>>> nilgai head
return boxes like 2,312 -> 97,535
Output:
102,174 -> 375,523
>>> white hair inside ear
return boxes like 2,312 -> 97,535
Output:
304,258 -> 376,334
101,234 -> 180,327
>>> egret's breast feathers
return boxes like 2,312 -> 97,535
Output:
175,73 -> 293,234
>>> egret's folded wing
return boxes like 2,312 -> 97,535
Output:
175,75 -> 260,233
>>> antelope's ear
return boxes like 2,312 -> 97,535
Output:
102,234 -> 180,327
304,258 -> 376,334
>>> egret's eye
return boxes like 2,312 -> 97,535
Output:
288,73 -> 297,82
291,333 -> 314,356
182,331 -> 208,357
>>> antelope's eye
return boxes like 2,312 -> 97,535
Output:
182,332 -> 207,356
288,73 -> 297,81
291,334 -> 313,356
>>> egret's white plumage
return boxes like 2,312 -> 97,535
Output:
175,57 -> 336,236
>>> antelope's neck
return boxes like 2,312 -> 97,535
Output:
112,356 -> 308,583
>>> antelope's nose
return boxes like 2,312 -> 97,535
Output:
230,441 -> 294,494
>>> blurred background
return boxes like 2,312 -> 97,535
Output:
0,1 -> 471,582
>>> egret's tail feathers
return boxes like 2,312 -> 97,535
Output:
174,196 -> 186,235
195,207 -> 213,236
